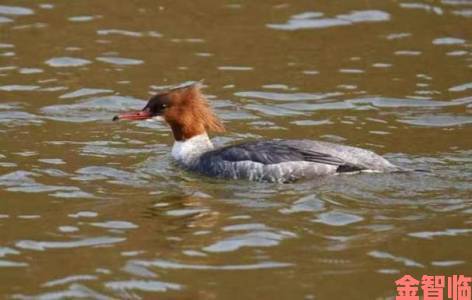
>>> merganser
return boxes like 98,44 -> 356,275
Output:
113,82 -> 404,183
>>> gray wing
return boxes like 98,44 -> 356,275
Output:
202,140 -> 360,169
192,139 -> 398,182
279,139 -> 398,172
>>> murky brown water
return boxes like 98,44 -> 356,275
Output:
1,0 -> 471,299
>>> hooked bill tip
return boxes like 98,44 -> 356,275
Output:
112,115 -> 119,121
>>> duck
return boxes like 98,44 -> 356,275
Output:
113,82 -> 404,183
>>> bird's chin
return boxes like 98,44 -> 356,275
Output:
150,115 -> 164,122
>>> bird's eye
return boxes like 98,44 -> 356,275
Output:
162,104 -> 167,108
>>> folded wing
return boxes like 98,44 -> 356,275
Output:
209,140 -> 364,172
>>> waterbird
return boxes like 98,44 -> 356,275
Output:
113,82 -> 407,183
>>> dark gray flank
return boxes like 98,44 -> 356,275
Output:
183,140 -> 400,183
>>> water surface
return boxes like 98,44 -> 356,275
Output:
0,0 -> 471,299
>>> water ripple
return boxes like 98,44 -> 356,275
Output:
0,85 -> 39,91
235,91 -> 339,101
68,211 -> 98,218
15,236 -> 126,251
400,2 -> 443,14
97,29 -> 162,38
18,67 -> 43,74
0,111 -> 43,126
0,170 -> 82,194
0,16 -> 13,23
268,10 -> 390,30
0,5 -> 34,16
408,228 -> 472,239
0,247 -> 19,257
217,66 -> 253,71
203,230 -> 296,253
449,82 -> 472,92
41,95 -> 145,122
279,194 -> 325,214
313,211 -> 364,226
74,166 -> 149,186
398,115 -> 472,127
245,103 -> 306,116
452,9 -> 472,17
81,143 -> 154,157
42,275 -> 98,287
432,37 -> 466,45
12,283 -> 110,300
132,259 -> 293,270
395,50 -> 422,56
90,221 -> 138,230
0,259 -> 28,268
45,57 -> 91,68
96,56 -> 143,65
68,15 -> 101,22
59,88 -> 113,99
368,250 -> 424,268
105,280 -> 182,293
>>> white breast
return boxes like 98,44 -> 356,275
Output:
171,134 -> 214,166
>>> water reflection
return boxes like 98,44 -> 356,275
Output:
0,5 -> 34,16
59,88 -> 113,99
16,236 -> 126,251
268,10 -> 390,30
45,57 -> 92,68
41,95 -> 145,122
96,57 -> 144,66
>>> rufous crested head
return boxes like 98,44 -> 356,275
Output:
114,82 -> 225,141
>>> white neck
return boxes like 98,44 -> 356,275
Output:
171,133 -> 214,166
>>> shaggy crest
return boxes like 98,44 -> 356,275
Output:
161,82 -> 225,140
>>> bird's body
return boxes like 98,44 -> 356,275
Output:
114,82 -> 404,183
170,133 -> 398,183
